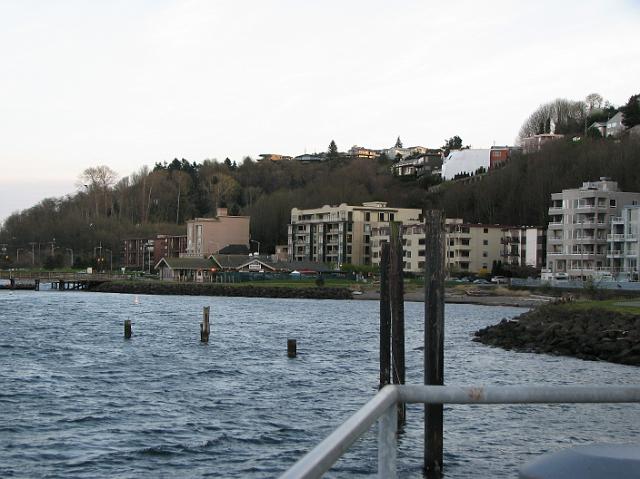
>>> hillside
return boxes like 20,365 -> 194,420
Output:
1,136 -> 639,268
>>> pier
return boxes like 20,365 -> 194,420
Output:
0,271 -> 129,291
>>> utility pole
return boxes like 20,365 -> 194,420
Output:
29,242 -> 36,266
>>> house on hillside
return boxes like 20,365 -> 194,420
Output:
349,146 -> 379,159
520,133 -> 564,154
392,149 -> 442,177
258,153 -> 293,162
294,153 -> 325,163
605,111 -> 626,138
441,149 -> 490,180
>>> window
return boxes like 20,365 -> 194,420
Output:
365,212 -> 371,221
610,199 -> 617,208
482,251 -> 488,257
390,213 -> 395,221
483,239 -> 488,246
379,213 -> 385,221
448,251 -> 454,258
483,228 -> 488,234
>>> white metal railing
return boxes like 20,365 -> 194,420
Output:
280,384 -> 640,479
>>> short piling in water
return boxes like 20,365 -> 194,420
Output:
34,279 -> 40,291
200,306 -> 210,342
287,339 -> 297,358
124,319 -> 132,339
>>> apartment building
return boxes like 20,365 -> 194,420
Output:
288,202 -> 422,266
122,237 -> 154,271
608,205 -> 640,281
185,208 -> 250,257
153,234 -> 187,264
546,178 -> 640,280
500,226 -> 547,269
370,219 -> 506,275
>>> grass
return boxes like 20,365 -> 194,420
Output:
558,298 -> 640,315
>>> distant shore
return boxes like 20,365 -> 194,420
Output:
89,280 -> 353,300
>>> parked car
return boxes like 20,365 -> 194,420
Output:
491,276 -> 508,284
473,278 -> 491,284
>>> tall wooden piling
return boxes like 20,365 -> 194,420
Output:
424,210 -> 445,478
390,221 -> 406,426
287,338 -> 297,358
201,306 -> 210,342
379,242 -> 391,389
124,319 -> 132,339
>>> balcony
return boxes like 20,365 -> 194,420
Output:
548,207 -> 564,214
607,250 -> 623,258
548,237 -> 563,243
611,216 -> 624,223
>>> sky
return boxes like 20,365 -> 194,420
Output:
1,0 -> 639,224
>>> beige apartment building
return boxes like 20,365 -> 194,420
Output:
288,202 -> 423,266
546,178 -> 640,280
185,208 -> 250,257
371,219 -> 510,275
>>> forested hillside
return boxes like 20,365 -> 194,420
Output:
0,156 -> 425,266
433,136 -> 640,226
1,135 -> 639,268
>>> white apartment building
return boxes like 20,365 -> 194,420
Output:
288,202 -> 423,266
501,226 -> 547,269
608,205 -> 640,281
546,179 -> 640,280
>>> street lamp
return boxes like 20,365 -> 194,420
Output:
66,248 -> 74,268
250,239 -> 261,256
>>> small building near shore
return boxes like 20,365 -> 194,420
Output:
155,257 -> 216,282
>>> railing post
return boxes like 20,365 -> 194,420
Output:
378,404 -> 397,479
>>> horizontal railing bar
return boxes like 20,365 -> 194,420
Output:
398,385 -> 640,404
279,384 -> 640,479
280,385 -> 399,479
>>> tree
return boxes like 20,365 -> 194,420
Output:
395,136 -> 403,148
620,94 -> 640,128
328,140 -> 339,160
585,93 -> 604,111
442,136 -> 463,155
224,157 -> 233,169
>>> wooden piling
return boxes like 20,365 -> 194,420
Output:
34,279 -> 40,291
390,221 -> 406,426
424,210 -> 445,478
201,306 -> 210,342
379,242 -> 391,389
287,338 -> 297,358
124,319 -> 132,339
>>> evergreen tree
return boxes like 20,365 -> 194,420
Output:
328,140 -> 339,160
224,157 -> 232,169
621,94 -> 640,128
395,136 -> 403,148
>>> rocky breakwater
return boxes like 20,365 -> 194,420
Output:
90,281 -> 353,300
474,303 -> 640,366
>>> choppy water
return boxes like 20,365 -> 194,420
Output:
0,290 -> 638,478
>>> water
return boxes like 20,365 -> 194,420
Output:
0,291 -> 638,478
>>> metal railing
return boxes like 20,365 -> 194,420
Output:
280,384 -> 640,479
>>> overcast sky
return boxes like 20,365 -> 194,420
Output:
1,0 -> 639,223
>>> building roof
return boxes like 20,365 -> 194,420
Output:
218,244 -> 250,255
155,257 -> 214,270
